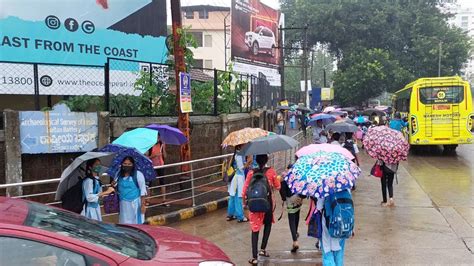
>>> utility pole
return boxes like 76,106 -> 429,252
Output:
438,41 -> 442,77
171,0 -> 191,170
303,25 -> 308,107
279,26 -> 285,99
224,13 -> 230,70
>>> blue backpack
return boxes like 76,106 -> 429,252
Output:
324,190 -> 354,238
246,168 -> 271,213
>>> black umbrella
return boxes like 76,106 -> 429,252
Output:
297,106 -> 312,112
362,108 -> 386,116
340,107 -> 356,112
326,122 -> 358,133
239,134 -> 299,156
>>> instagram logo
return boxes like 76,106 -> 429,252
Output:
45,15 -> 60,29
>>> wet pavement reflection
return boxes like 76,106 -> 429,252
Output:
170,143 -> 474,265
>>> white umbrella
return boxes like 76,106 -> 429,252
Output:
55,152 -> 115,200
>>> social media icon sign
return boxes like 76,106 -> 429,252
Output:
65,18 -> 78,32
81,20 -> 95,34
45,15 -> 61,30
40,75 -> 53,87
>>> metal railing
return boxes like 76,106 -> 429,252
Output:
0,130 -> 309,220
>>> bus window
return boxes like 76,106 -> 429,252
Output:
419,86 -> 464,104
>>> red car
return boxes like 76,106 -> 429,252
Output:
0,197 -> 233,266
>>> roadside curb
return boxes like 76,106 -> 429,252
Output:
146,197 -> 229,226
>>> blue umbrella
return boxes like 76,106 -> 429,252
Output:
308,114 -> 336,126
112,128 -> 158,154
98,144 -> 156,183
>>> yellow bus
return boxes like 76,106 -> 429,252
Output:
394,76 -> 473,151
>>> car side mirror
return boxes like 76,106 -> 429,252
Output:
259,32 -> 263,36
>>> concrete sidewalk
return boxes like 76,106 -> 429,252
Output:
170,150 -> 473,265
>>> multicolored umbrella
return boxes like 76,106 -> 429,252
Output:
308,114 -> 336,126
363,126 -> 409,164
98,144 -> 156,183
323,106 -> 336,113
222,127 -> 270,147
112,128 -> 158,154
145,124 -> 188,145
285,151 -> 361,198
295,144 -> 355,161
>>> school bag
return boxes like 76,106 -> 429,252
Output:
324,190 -> 354,238
61,176 -> 96,214
222,153 -> 236,183
246,168 -> 271,213
103,173 -> 140,214
343,140 -> 356,157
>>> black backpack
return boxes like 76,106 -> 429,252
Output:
343,140 -> 356,157
61,176 -> 96,214
246,168 -> 271,213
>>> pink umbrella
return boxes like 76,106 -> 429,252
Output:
323,106 -> 336,113
296,144 -> 355,160
363,126 -> 409,164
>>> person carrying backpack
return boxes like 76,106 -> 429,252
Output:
279,163 -> 305,253
316,189 -> 354,266
81,158 -> 114,221
112,156 -> 148,224
342,132 -> 360,166
242,154 -> 281,265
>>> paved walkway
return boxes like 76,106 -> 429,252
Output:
170,143 -> 474,265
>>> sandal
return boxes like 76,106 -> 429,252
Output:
290,244 -> 299,253
248,258 -> 258,265
226,216 -> 236,221
237,217 -> 249,223
258,249 -> 269,257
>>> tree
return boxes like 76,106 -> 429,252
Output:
281,0 -> 472,105
333,48 -> 412,106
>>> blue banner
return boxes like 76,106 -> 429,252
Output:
19,104 -> 98,154
0,0 -> 167,65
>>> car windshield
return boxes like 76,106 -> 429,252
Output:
23,202 -> 156,260
254,26 -> 263,33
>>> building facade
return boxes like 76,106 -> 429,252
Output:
448,4 -> 474,83
182,5 -> 230,71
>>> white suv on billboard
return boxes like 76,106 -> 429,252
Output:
245,26 -> 276,57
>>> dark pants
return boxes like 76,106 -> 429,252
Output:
251,210 -> 272,259
288,209 -> 300,242
381,170 -> 395,203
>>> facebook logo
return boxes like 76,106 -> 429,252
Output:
64,18 -> 78,32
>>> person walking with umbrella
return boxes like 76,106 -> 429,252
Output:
113,156 -> 148,224
146,135 -> 167,202
242,154 -> 281,265
363,127 -> 409,207
82,159 -> 115,221
285,152 -> 361,266
226,144 -> 249,223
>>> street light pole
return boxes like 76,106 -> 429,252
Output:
171,0 -> 191,170
438,41 -> 442,77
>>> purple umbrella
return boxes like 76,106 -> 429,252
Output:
145,124 -> 188,145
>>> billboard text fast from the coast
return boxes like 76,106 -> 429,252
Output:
0,0 -> 168,95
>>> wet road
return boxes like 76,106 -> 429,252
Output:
170,143 -> 474,265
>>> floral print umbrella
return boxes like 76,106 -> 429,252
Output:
285,151 -> 361,198
221,127 -> 270,147
362,126 -> 409,164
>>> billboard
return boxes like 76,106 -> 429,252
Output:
231,0 -> 281,68
0,0 -> 168,95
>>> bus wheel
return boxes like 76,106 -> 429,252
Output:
443,145 -> 458,152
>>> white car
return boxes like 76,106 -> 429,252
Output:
245,26 -> 276,57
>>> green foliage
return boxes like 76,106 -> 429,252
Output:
333,48 -> 412,106
191,80 -> 214,114
282,0 -> 472,105
62,95 -> 104,112
166,26 -> 198,70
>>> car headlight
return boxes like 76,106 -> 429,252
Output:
199,261 -> 233,266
